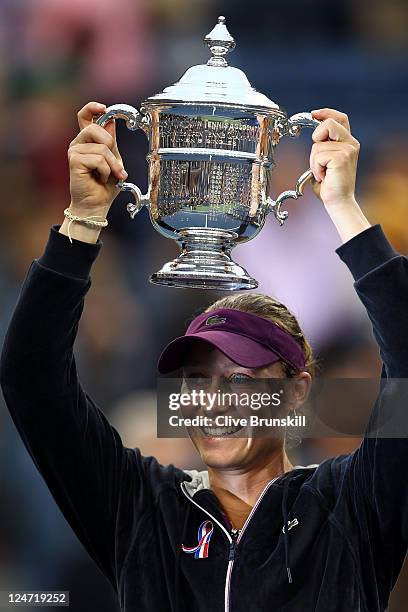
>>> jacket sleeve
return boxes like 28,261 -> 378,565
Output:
335,224 -> 408,594
0,226 -> 160,590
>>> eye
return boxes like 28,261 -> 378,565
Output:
228,373 -> 251,384
184,371 -> 208,380
226,373 -> 255,391
183,372 -> 212,390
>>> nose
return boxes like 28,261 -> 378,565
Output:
200,376 -> 231,415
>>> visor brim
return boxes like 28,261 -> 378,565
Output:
157,331 -> 281,374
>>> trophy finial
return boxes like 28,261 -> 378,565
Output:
204,16 -> 236,67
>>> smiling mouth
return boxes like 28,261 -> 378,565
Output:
199,423 -> 246,438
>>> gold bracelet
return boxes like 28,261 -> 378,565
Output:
63,208 -> 108,243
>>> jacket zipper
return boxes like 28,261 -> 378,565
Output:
224,478 -> 278,612
181,477 -> 278,612
225,527 -> 240,612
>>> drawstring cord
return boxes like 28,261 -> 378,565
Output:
282,477 -> 293,584
174,500 -> 191,611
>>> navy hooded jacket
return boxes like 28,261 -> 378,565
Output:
1,223 -> 407,611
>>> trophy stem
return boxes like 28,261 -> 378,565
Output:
149,228 -> 258,290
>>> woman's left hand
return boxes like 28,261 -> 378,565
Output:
310,108 -> 360,209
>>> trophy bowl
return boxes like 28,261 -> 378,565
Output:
96,16 -> 319,290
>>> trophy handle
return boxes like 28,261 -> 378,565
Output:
95,104 -> 149,219
268,112 -> 320,226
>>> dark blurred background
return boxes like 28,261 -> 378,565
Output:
0,0 -> 407,609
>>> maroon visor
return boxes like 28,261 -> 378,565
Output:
157,308 -> 306,374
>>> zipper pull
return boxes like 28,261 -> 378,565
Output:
229,528 -> 240,561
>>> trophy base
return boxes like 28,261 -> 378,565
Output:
149,228 -> 258,291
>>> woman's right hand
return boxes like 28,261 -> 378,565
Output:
68,101 -> 128,217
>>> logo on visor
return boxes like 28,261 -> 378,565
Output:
205,315 -> 227,326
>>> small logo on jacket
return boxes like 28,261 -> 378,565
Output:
182,520 -> 214,559
205,315 -> 226,326
282,518 -> 299,534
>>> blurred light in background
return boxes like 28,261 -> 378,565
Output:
0,0 -> 407,609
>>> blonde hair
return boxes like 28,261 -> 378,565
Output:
205,292 -> 316,377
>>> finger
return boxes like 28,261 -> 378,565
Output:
311,149 -> 353,182
71,123 -> 115,149
102,118 -> 116,141
310,142 -> 358,181
69,152 -> 112,184
311,141 -> 358,154
310,142 -> 355,180
77,102 -> 107,130
100,119 -> 122,159
311,108 -> 350,132
312,118 -> 356,145
69,143 -> 127,180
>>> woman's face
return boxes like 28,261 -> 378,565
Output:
181,340 -> 311,472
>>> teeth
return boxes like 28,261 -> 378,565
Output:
201,424 -> 244,437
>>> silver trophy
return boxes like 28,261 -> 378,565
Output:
96,16 -> 319,290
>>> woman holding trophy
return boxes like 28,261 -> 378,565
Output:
1,97 -> 407,610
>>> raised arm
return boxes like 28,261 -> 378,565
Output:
0,103 -> 177,590
0,230 -> 132,588
310,108 -> 408,603
334,226 -> 408,607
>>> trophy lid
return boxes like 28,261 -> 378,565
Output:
144,16 -> 282,115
